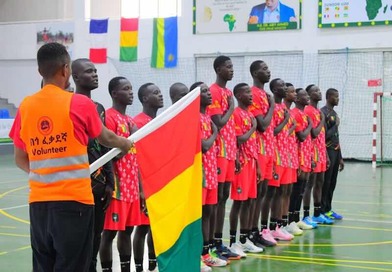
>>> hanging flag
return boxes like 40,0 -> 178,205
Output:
151,16 -> 178,68
89,19 -> 108,63
135,89 -> 202,272
120,17 -> 139,62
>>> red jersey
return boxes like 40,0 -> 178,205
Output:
207,83 -> 236,161
249,86 -> 274,157
287,107 -> 299,169
291,107 -> 312,170
273,103 -> 290,167
233,107 -> 258,165
304,105 -> 326,164
106,108 -> 139,203
133,112 -> 153,129
200,113 -> 218,189
9,93 -> 102,150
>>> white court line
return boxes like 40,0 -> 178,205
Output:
344,218 -> 392,224
0,180 -> 26,184
0,204 -> 28,211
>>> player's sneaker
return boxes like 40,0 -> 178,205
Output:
201,260 -> 212,272
260,228 -> 278,246
284,222 -> 303,236
202,253 -> 227,267
280,227 -> 295,240
271,226 -> 293,241
229,243 -> 247,258
302,216 -> 318,228
215,245 -> 241,260
325,210 -> 343,220
312,214 -> 334,225
239,238 -> 264,253
248,232 -> 266,249
297,220 -> 314,230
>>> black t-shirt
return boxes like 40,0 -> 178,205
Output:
321,106 -> 340,150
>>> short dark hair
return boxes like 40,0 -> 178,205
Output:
305,84 -> 316,93
286,82 -> 294,88
326,88 -> 338,99
190,81 -> 204,91
269,78 -> 282,91
295,87 -> 304,94
169,82 -> 187,98
249,60 -> 264,75
138,83 -> 155,103
71,58 -> 91,73
213,55 -> 231,72
37,42 -> 70,78
108,76 -> 127,97
233,83 -> 249,98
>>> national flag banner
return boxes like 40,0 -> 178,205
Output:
120,17 -> 138,62
151,16 -> 178,68
88,89 -> 202,271
89,19 -> 108,63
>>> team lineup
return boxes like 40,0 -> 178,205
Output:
9,43 -> 344,272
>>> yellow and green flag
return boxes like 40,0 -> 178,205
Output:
151,16 -> 178,68
120,17 -> 138,62
135,89 -> 202,272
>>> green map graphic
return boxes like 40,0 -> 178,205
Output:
366,0 -> 382,20
223,14 -> 236,32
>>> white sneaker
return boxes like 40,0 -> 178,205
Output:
200,260 -> 212,272
229,242 -> 247,258
285,222 -> 303,236
240,238 -> 264,253
281,227 -> 295,240
202,253 -> 227,267
297,220 -> 314,230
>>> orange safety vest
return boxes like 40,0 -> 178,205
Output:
19,85 -> 93,205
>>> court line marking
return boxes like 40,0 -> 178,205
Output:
344,218 -> 392,224
0,225 -> 16,229
342,212 -> 392,219
248,254 -> 392,271
274,240 -> 392,247
0,232 -> 29,237
278,252 -> 392,265
328,224 -> 392,232
0,204 -> 29,211
0,185 -> 30,224
0,245 -> 30,256
334,200 -> 392,205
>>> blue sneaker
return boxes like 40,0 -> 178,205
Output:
302,216 -> 318,228
312,214 -> 334,225
325,211 -> 343,220
216,244 -> 241,260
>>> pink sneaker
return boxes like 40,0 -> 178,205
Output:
272,226 -> 294,241
260,228 -> 277,245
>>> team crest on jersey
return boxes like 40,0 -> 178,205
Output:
119,124 -> 128,134
37,116 -> 53,136
112,213 -> 119,222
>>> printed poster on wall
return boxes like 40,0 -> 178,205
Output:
193,0 -> 302,34
36,21 -> 74,56
318,0 -> 392,28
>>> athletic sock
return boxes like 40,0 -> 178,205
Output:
294,211 -> 300,222
314,203 -> 321,217
261,220 -> 268,231
208,239 -> 214,250
282,215 -> 288,226
304,206 -> 310,218
277,219 -> 283,228
148,253 -> 157,271
229,230 -> 236,246
119,255 -> 131,272
101,261 -> 113,272
202,241 -> 209,256
288,211 -> 295,223
239,229 -> 247,244
214,233 -> 223,247
134,259 -> 143,272
269,218 -> 277,231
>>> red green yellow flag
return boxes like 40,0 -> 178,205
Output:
134,89 -> 202,272
120,17 -> 138,62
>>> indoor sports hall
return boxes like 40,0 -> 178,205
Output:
1,0 -> 392,271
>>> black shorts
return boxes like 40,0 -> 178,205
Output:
29,201 -> 94,272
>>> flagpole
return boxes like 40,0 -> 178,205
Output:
89,87 -> 200,174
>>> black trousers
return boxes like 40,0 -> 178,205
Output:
321,149 -> 341,213
89,181 -> 107,272
30,201 -> 94,272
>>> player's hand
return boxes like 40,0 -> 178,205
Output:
251,117 -> 257,128
235,160 -> 242,173
211,121 -> 218,135
139,191 -> 147,214
256,166 -> 262,183
284,109 -> 290,120
228,95 -> 235,109
339,158 -> 344,171
119,138 -> 134,155
101,185 -> 113,211
307,116 -> 313,127
248,15 -> 259,24
268,94 -> 275,108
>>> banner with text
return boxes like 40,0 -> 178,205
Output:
193,0 -> 302,34
318,0 -> 392,28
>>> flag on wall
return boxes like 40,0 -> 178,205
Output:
120,17 -> 139,62
151,16 -> 178,68
135,88 -> 202,272
89,19 -> 108,63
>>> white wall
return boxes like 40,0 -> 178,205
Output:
0,0 -> 391,109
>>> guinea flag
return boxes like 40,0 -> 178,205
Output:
134,88 -> 202,272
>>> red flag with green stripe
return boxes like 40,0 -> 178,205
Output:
134,89 -> 202,272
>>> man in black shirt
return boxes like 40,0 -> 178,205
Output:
320,88 -> 344,220
72,58 -> 115,272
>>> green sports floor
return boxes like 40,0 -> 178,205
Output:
1,153 -> 392,272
